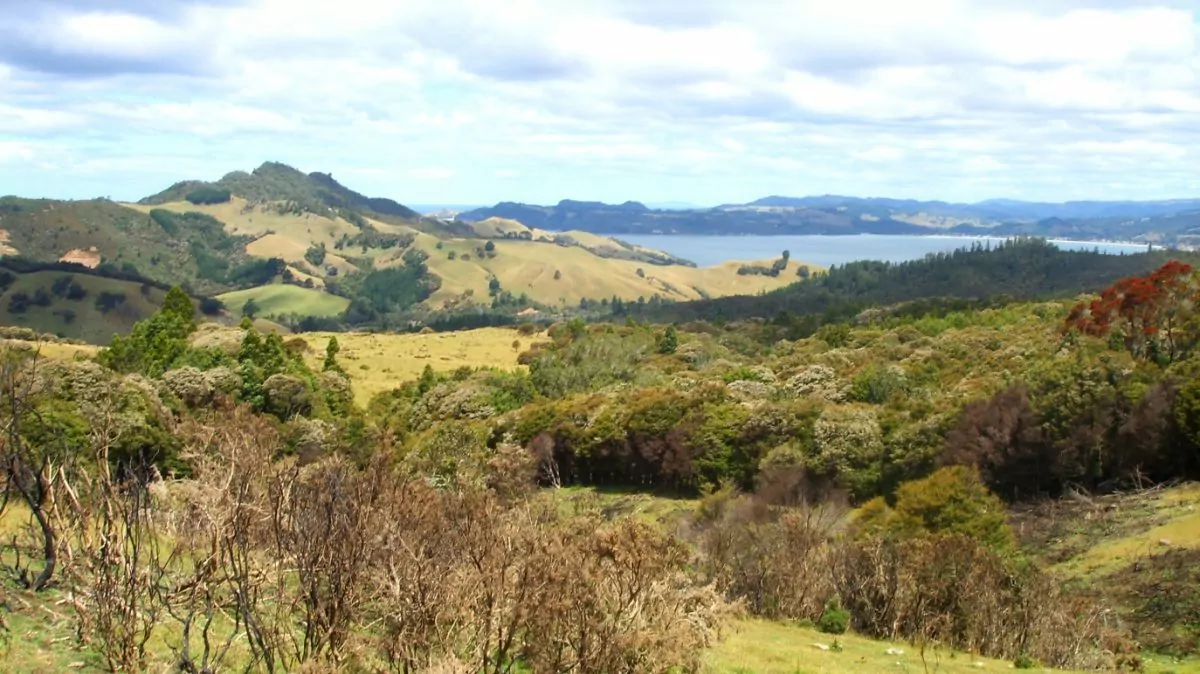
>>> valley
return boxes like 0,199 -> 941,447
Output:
7,1 -> 1200,671
5,168 -> 1200,674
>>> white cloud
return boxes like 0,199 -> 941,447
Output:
0,141 -> 37,164
87,101 -> 303,135
1,0 -> 1199,204
407,167 -> 456,180
853,146 -> 905,163
0,104 -> 85,132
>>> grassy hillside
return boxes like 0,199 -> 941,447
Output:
217,284 -> 350,319
412,233 -> 815,308
1015,483 -> 1200,660
129,196 -> 811,313
124,196 -> 364,249
181,323 -> 546,406
0,270 -> 171,344
0,197 -> 252,295
710,619 -> 1071,674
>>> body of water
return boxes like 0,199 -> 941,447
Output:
616,234 -> 1152,268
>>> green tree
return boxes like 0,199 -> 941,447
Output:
417,363 -> 437,396
657,325 -> 679,355
305,242 -> 327,267
161,286 -> 196,325
98,286 -> 196,377
323,336 -> 344,373
242,298 -> 261,319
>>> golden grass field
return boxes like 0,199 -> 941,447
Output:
300,327 -> 548,405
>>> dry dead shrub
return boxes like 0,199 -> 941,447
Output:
831,534 -> 1129,669
698,467 -> 846,620
163,405 -> 285,673
524,517 -> 727,673
45,398 -> 726,673
371,483 -> 727,674
58,436 -> 165,672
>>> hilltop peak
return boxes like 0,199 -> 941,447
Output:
138,162 -> 422,221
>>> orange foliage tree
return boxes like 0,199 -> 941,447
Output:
1066,260 -> 1199,362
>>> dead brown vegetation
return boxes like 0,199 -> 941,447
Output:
2,393 -> 727,672
695,467 -> 1137,670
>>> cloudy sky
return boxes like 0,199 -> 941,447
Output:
2,0 -> 1199,206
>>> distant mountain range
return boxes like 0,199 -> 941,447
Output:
457,195 -> 1200,245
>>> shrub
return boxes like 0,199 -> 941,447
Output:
184,186 -> 232,205
199,297 -> 225,316
242,298 -> 260,319
95,291 -> 127,314
1014,653 -> 1038,669
262,373 -> 313,419
891,465 -> 1014,552
817,596 -> 850,635
7,291 -> 30,314
51,275 -> 73,297
816,323 -> 852,348
848,364 -> 908,404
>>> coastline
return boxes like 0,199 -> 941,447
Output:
616,231 -> 1158,248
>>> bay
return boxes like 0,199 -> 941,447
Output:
616,234 -> 1152,268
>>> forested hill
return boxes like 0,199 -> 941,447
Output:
459,195 -> 1200,244
139,161 -> 427,224
621,238 -> 1200,325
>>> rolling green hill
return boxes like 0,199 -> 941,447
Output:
0,269 -> 178,344
217,284 -> 350,319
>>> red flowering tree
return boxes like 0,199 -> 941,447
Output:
1065,260 -> 1199,362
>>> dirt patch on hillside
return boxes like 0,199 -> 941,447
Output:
0,229 -> 18,256
59,247 -> 101,268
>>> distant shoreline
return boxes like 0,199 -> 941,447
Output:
613,231 -> 1158,249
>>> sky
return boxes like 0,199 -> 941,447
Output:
2,0 -> 1200,207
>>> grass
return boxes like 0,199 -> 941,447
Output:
0,271 -> 168,344
299,327 -> 548,406
124,197 -> 362,250
548,486 -> 699,530
1012,483 -> 1200,580
708,619 -> 1066,673
706,620 -> 1200,673
217,283 -> 350,319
